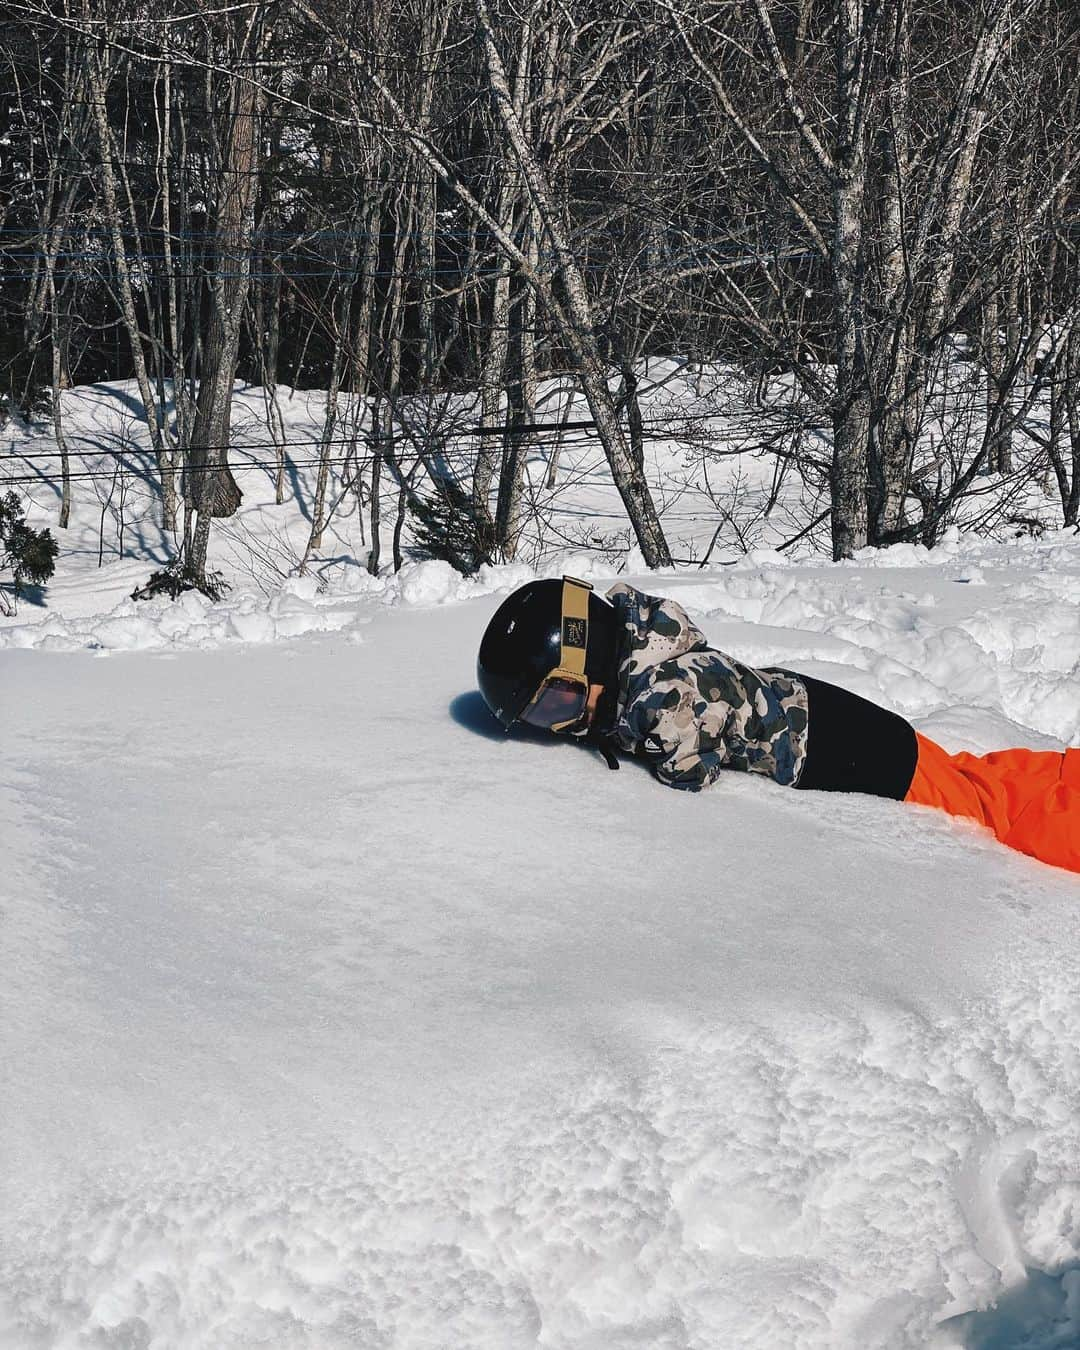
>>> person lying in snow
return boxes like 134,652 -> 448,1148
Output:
477,576 -> 1080,875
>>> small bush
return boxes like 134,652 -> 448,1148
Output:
131,561 -> 229,603
410,481 -> 496,575
0,492 -> 59,614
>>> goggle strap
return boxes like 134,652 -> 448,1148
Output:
560,576 -> 591,678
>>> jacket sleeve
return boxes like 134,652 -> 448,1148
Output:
606,583 -> 711,662
628,679 -> 730,791
649,727 -> 729,791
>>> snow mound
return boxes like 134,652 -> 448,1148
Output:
0,575 -> 362,652
3,532 -> 1078,750
0,552 -> 617,652
676,555 -> 1080,745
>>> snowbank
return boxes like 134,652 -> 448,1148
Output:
4,529 -> 1077,747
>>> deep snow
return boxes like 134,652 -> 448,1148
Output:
2,383 -> 1080,1349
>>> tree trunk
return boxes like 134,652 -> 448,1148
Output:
619,360 -> 646,475
1060,325 -> 1080,526
256,271 -> 289,506
156,57 -> 181,530
304,250 -> 357,560
868,0 -> 913,540
185,23 -> 262,582
49,283 -> 71,530
495,255 -> 534,560
87,50 -> 169,488
475,19 -> 530,529
367,418 -> 383,575
475,196 -> 514,522
830,0 -> 870,560
474,0 -> 672,567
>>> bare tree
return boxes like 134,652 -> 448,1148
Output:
184,8 -> 265,584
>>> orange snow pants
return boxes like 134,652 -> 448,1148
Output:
905,734 -> 1080,874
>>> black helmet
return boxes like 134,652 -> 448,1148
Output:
477,577 -> 619,729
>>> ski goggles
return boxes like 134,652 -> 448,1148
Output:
518,576 -> 593,733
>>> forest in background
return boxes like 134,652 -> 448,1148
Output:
2,0 -> 1079,588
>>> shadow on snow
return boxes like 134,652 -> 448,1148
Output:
941,1265 -> 1080,1349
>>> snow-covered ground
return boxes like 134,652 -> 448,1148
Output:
2,383 -> 1080,1348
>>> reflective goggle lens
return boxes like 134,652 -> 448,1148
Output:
519,676 -> 588,731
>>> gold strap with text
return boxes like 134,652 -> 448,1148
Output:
559,577 -> 592,677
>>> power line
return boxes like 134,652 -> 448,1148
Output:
0,406 -> 732,483
1,429 -> 601,470
0,430 -> 603,469
0,227 -> 776,245
2,253 -> 786,269
0,245 -> 815,279
1,408 -> 730,467
0,228 -> 500,240
0,152 -> 716,184
1,14 -> 482,75
0,441 -> 609,485
0,266 -> 533,279
0,259 -> 793,280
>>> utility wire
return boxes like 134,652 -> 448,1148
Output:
0,445 -> 613,485
0,154 -> 722,182
1,409 -> 731,465
0,432 -> 603,469
0,231 -> 788,249
0,411 -> 731,483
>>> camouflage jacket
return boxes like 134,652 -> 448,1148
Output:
605,583 -> 809,790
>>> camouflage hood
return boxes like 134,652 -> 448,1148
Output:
604,582 -> 809,790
